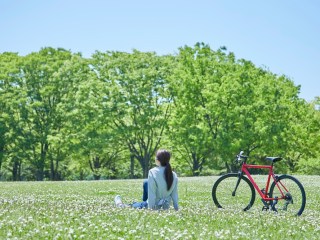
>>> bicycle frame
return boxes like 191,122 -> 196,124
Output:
240,163 -> 288,201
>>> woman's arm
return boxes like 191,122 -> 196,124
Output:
147,170 -> 157,209
171,179 -> 179,211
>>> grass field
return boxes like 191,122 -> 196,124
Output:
0,175 -> 319,239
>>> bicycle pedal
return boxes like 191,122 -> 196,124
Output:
262,206 -> 269,211
271,205 -> 278,212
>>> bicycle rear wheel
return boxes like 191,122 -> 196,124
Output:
212,173 -> 256,211
269,175 -> 306,216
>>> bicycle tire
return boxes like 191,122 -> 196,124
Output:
212,173 -> 256,211
269,174 -> 306,216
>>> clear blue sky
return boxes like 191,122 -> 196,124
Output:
1,0 -> 319,101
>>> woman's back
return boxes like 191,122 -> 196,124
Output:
148,166 -> 178,210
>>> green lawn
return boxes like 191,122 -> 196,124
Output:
0,175 -> 319,239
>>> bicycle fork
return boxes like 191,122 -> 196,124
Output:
232,172 -> 243,197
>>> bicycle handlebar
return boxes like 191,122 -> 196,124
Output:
236,151 -> 248,163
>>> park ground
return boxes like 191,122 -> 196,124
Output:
0,175 -> 319,239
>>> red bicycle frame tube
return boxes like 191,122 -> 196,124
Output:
241,163 -> 286,201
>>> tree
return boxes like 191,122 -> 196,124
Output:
63,70 -> 126,180
170,43 -> 244,174
168,44 -> 215,175
0,52 -> 28,180
1,45 -> 319,180
1,48 -> 87,180
91,50 -> 174,177
290,98 -> 320,173
170,43 -> 304,174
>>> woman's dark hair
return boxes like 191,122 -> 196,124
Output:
156,149 -> 173,190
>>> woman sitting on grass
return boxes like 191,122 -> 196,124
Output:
115,149 -> 179,211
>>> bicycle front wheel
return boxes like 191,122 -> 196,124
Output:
212,173 -> 256,211
269,175 -> 306,216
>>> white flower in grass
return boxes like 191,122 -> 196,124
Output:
53,233 -> 61,240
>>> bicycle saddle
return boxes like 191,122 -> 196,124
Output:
266,157 -> 282,163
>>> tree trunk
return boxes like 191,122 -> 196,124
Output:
12,158 -> 21,181
225,162 -> 231,173
36,167 -> 44,181
225,161 -> 237,173
89,156 -> 101,180
0,145 -> 3,179
192,152 -> 204,176
130,154 -> 135,178
50,152 -> 61,181
36,142 -> 48,181
50,157 -> 55,180
139,154 -> 150,178
55,158 -> 60,180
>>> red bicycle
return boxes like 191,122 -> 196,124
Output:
212,151 -> 306,216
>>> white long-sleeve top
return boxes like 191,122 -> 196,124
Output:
147,166 -> 179,211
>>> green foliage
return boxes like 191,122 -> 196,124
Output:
169,43 -> 314,174
0,44 -> 319,180
90,50 -> 175,177
297,158 -> 320,175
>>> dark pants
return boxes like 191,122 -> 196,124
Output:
142,179 -> 148,201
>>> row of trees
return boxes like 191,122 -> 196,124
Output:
1,43 -> 319,181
